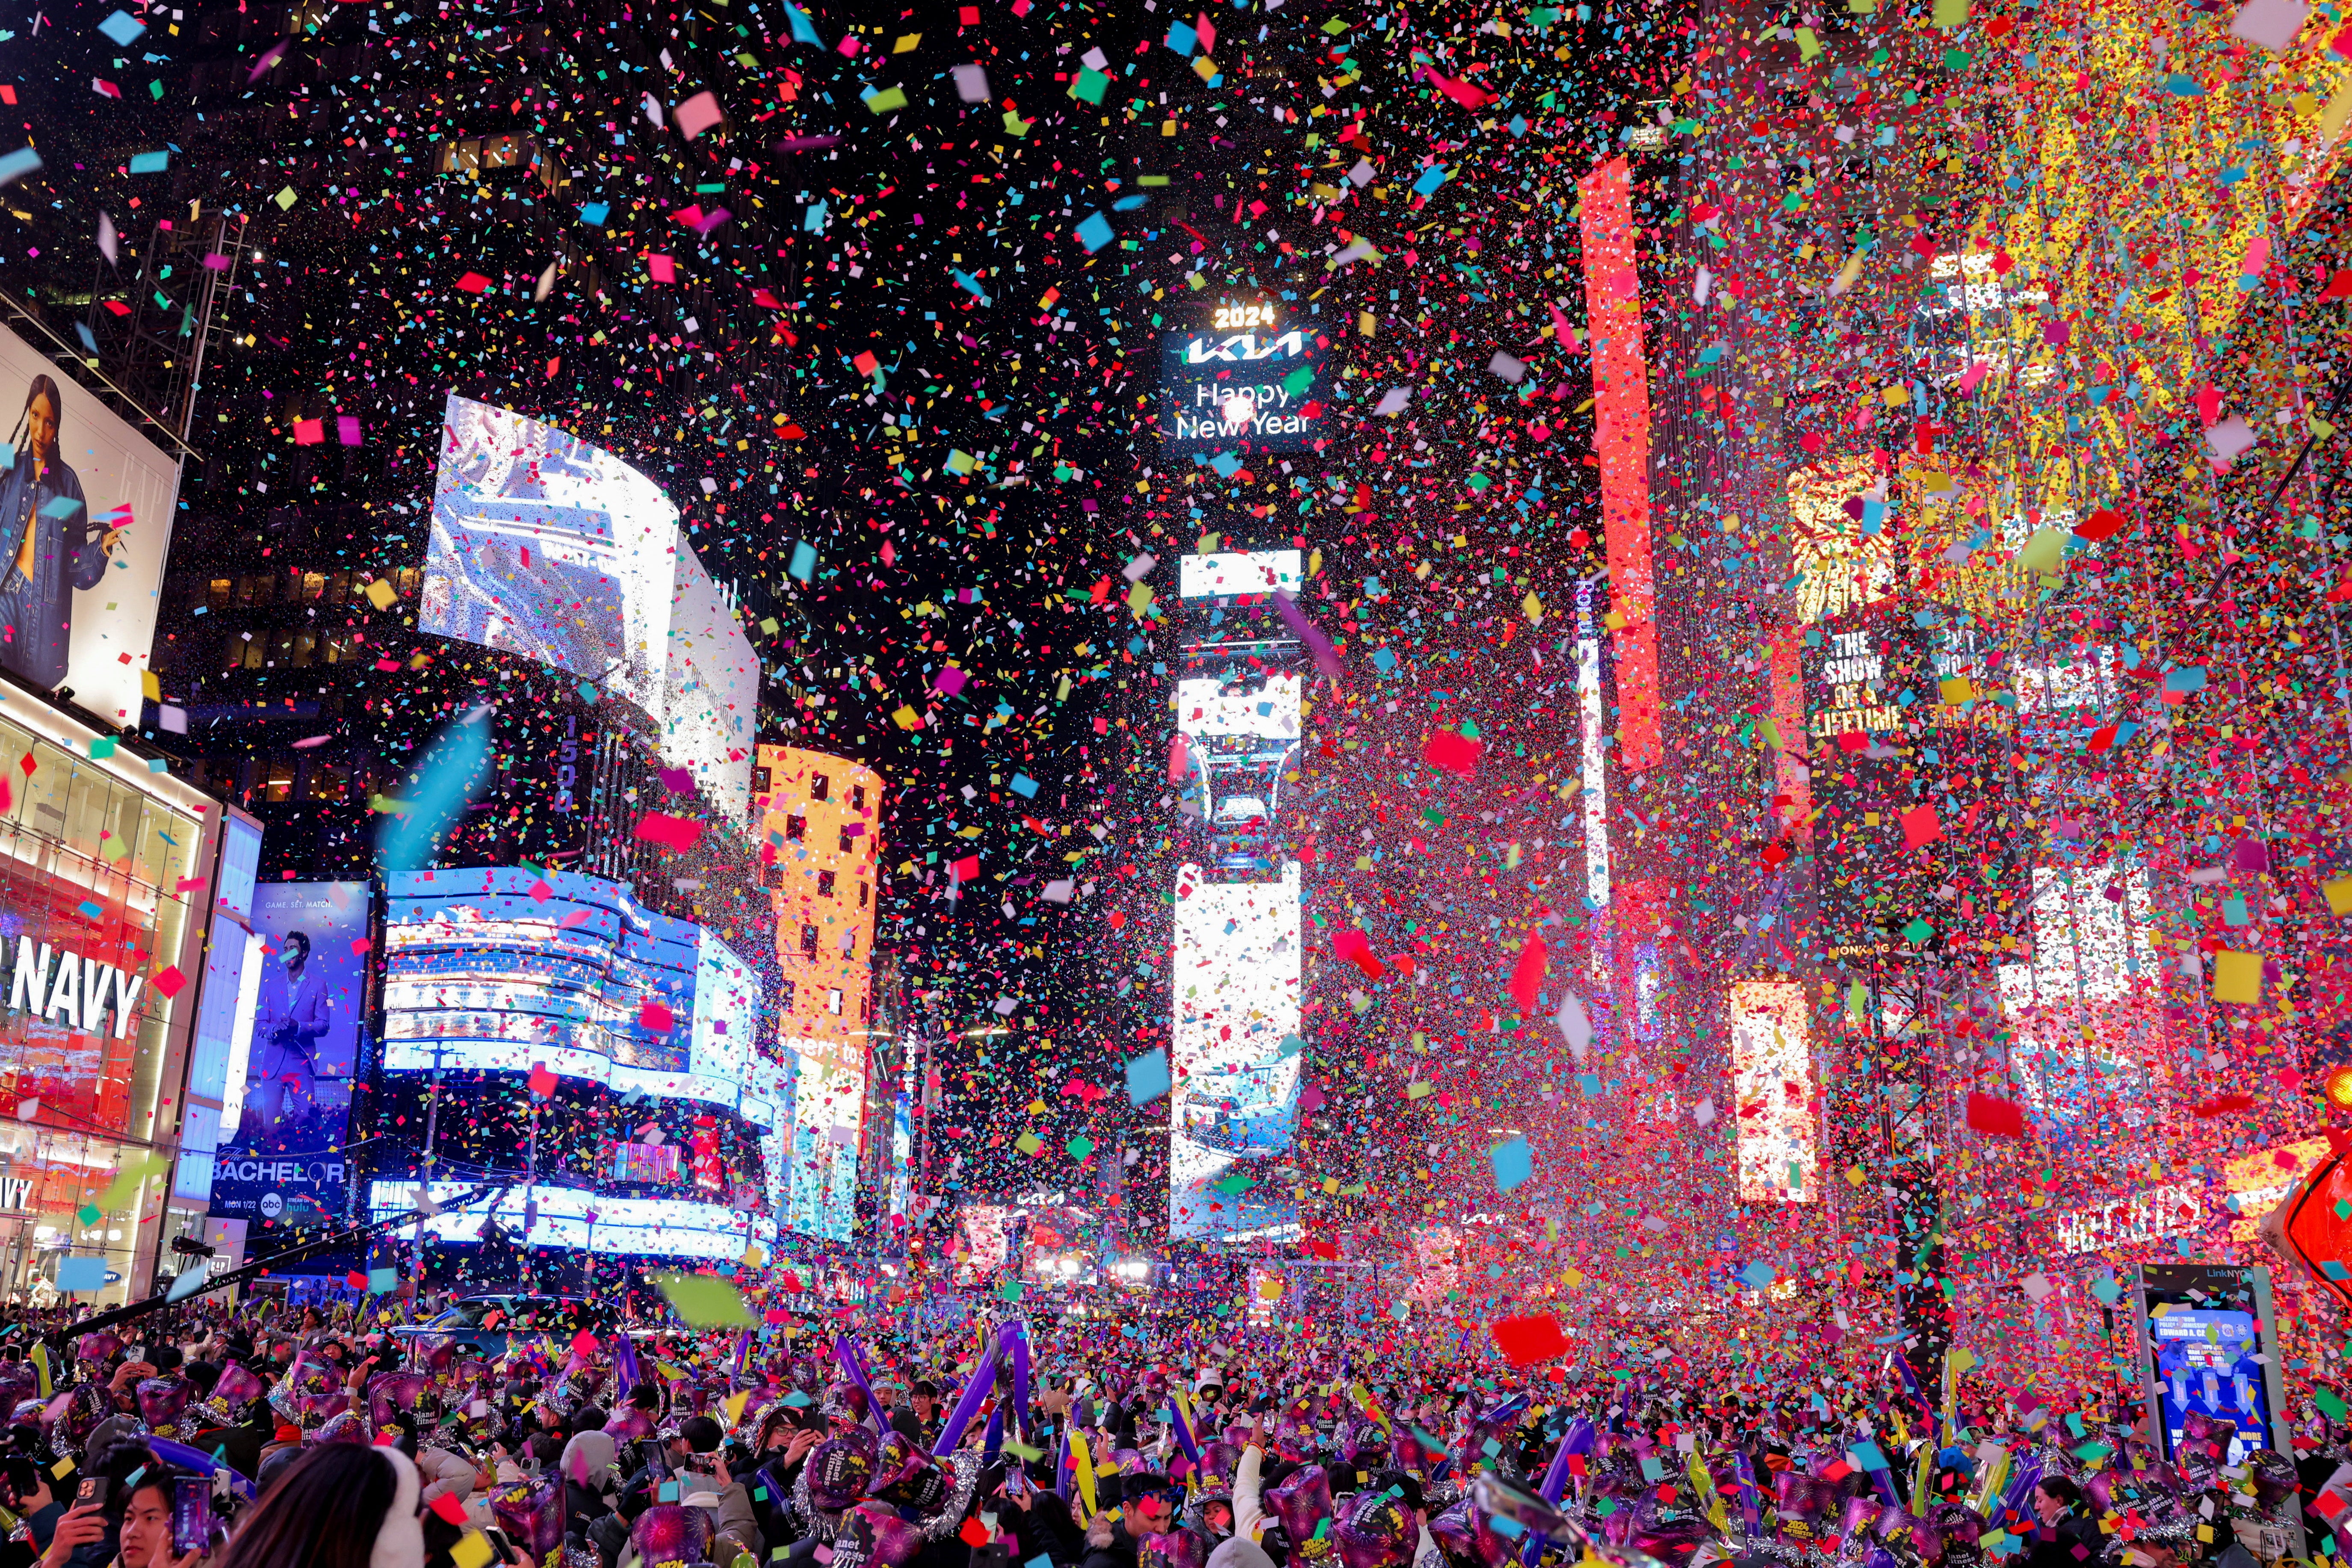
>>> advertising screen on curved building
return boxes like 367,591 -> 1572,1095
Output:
421,395 -> 760,818
380,867 -> 770,1121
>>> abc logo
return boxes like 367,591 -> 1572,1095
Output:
258,1193 -> 284,1220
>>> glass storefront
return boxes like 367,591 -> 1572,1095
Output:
0,694 -> 220,1305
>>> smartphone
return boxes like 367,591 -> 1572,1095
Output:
638,1438 -> 670,1481
74,1476 -> 108,1511
972,1542 -> 1011,1568
1002,1465 -> 1030,1499
171,1476 -> 212,1556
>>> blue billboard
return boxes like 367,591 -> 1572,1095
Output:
209,881 -> 371,1238
379,867 -> 774,1124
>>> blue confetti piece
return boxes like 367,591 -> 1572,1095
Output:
54,1256 -> 105,1293
1208,452 -> 1241,478
1490,1135 -> 1532,1193
97,9 -> 145,44
74,901 -> 103,921
1165,20 -> 1197,51
1073,211 -> 1114,252
1112,195 -> 1149,210
1738,1260 -> 1776,1290
0,148 -> 42,188
804,201 -> 828,233
1125,1049 -> 1170,1105
1371,647 -> 1399,676
579,201 -> 610,225
128,150 -> 169,174
1009,773 -> 1038,798
789,541 -> 816,582
1412,163 -> 1449,196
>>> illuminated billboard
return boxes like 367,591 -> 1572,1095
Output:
1578,158 -> 1658,774
1159,304 -> 1330,454
1178,549 -> 1302,600
421,395 -> 758,816
754,747 -> 882,1240
1729,980 -> 1816,1203
783,1034 -> 861,1241
380,867 -> 772,1122
1996,861 -> 2167,1132
1169,861 -> 1302,1241
367,1178 -> 756,1261
0,320 -> 181,724
208,882 -> 371,1239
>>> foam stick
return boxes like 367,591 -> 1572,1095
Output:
834,1333 -> 880,1424
1515,1416 -> 1594,1566
984,1406 -> 1004,1463
998,1319 -> 1032,1438
1167,1389 -> 1206,1472
1055,1428 -> 1072,1502
933,1326 -> 1002,1455
1070,1427 -> 1099,1520
1731,1450 -> 1765,1541
1537,1417 -> 1593,1503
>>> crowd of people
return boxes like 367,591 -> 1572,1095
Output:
0,1291 -> 2330,1568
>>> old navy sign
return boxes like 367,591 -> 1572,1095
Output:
6,939 -> 147,1039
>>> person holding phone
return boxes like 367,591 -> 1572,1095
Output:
105,1470 -> 205,1568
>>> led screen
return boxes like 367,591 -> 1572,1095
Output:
1178,550 -> 1302,600
1728,980 -> 1816,1203
210,882 -> 371,1237
0,320 -> 180,724
1159,309 -> 1329,454
422,395 -> 758,816
1996,861 -> 2166,1133
381,867 -> 771,1122
1169,861 -> 1301,1241
1578,158 -> 1659,773
2149,1307 -> 2275,1464
783,1034 -> 862,1241
423,395 -> 676,714
368,1179 -> 754,1261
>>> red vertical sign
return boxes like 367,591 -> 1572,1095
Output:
1578,157 -> 1660,774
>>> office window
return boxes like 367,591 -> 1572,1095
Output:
762,864 -> 783,889
851,784 -> 866,809
799,924 -> 818,959
292,631 -> 316,667
837,828 -> 855,853
751,765 -> 771,797
817,871 -> 836,897
827,988 -> 843,1015
326,571 -> 352,605
858,880 -> 868,908
300,572 -> 326,602
811,774 -> 830,801
786,815 -> 806,842
780,980 -> 795,1014
206,579 -> 232,610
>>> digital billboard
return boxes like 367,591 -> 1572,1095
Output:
782,1034 -> 862,1241
1728,980 -> 1816,1203
208,882 -> 370,1239
421,395 -> 758,817
380,866 -> 772,1121
1158,304 -> 1330,454
0,322 -> 180,724
1578,157 -> 1659,774
367,1178 -> 756,1261
1168,862 -> 1301,1241
1995,861 -> 2167,1134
